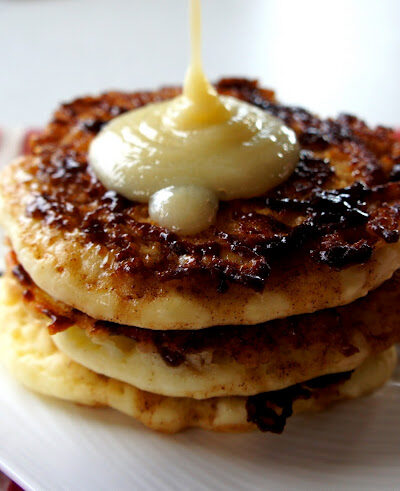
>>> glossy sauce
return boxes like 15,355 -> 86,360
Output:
89,0 -> 299,234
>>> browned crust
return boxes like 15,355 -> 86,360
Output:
245,370 -> 353,433
7,78 -> 400,292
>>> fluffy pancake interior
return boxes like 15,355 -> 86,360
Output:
0,276 -> 397,433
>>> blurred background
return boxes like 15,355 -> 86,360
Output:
1,0 -> 399,127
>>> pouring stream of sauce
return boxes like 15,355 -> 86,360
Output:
89,0 -> 299,234
172,0 -> 230,129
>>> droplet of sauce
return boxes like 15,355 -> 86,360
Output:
149,185 -> 218,235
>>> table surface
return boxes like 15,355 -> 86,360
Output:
1,0 -> 400,127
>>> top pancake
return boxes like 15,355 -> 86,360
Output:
1,79 -> 400,329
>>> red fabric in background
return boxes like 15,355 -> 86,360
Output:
8,482 -> 23,491
0,473 -> 23,491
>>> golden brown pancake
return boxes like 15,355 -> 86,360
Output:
1,80 -> 400,329
0,274 -> 395,433
7,251 -> 400,399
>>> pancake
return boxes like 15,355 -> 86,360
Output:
7,254 -> 400,399
0,275 -> 395,433
1,80 -> 400,330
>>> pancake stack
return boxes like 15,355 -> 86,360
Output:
1,79 -> 400,433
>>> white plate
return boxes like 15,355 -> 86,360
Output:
0,355 -> 399,491
0,145 -> 400,491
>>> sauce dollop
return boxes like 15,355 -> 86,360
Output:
89,0 -> 299,234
